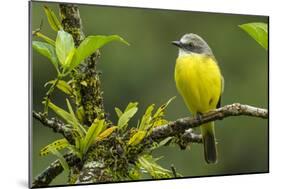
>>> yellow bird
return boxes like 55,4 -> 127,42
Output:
172,33 -> 223,164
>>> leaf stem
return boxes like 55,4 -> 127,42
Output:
43,75 -> 62,115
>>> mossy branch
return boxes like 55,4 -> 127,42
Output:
33,111 -> 75,144
32,103 -> 267,186
148,103 -> 268,142
59,3 -> 105,126
74,103 -> 267,184
32,153 -> 81,187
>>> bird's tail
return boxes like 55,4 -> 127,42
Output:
201,121 -> 217,164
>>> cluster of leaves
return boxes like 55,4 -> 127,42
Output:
124,97 -> 175,146
114,97 -> 177,178
40,96 -> 176,178
129,155 -> 173,179
239,22 -> 268,50
40,98 -> 113,171
33,6 -> 129,114
34,6 -> 178,180
33,6 -> 127,173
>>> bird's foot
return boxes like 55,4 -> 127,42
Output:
195,112 -> 203,122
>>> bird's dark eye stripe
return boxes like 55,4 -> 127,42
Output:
189,42 -> 194,47
184,42 -> 195,48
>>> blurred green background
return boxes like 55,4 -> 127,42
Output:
31,1 -> 268,185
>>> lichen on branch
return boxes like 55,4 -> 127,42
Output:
59,3 -> 105,126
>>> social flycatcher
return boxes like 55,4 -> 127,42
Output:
172,33 -> 223,164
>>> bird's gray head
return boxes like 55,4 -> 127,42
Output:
172,33 -> 213,57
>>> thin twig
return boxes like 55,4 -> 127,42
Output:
43,76 -> 61,115
176,129 -> 202,150
181,129 -> 202,143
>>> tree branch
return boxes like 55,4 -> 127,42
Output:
149,103 -> 268,142
33,98 -> 267,185
59,4 -> 85,46
181,129 -> 202,144
176,129 -> 202,149
32,153 -> 81,188
33,111 -> 75,144
75,103 -> 267,183
75,159 -> 111,184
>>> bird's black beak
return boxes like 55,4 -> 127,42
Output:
172,41 -> 182,48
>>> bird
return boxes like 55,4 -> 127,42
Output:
172,33 -> 224,164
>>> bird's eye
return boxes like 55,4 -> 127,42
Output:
188,42 -> 195,48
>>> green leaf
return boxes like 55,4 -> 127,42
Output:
138,155 -> 172,179
71,129 -> 82,150
96,126 -> 118,141
128,130 -> 146,146
153,97 -> 176,119
71,35 -> 129,70
48,100 -> 84,148
80,81 -> 87,87
48,101 -> 85,139
64,48 -> 76,68
44,80 -> 73,95
152,97 -> 175,127
76,106 -> 85,123
32,41 -> 59,71
56,30 -> 75,66
48,101 -> 73,124
50,148 -> 69,172
150,137 -> 173,150
124,102 -> 138,112
117,107 -> 138,129
34,32 -> 55,46
128,166 -> 141,180
81,119 -> 106,154
151,119 -> 168,128
138,104 -> 155,131
66,99 -> 76,118
40,138 -> 69,156
66,99 -> 86,135
49,9 -> 62,30
118,102 -> 138,128
115,107 -> 123,118
239,22 -> 268,50
44,6 -> 62,32
67,145 -> 82,159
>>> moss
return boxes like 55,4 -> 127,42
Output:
59,4 -> 84,46
60,4 -> 106,126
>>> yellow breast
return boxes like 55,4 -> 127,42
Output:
174,54 -> 222,114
